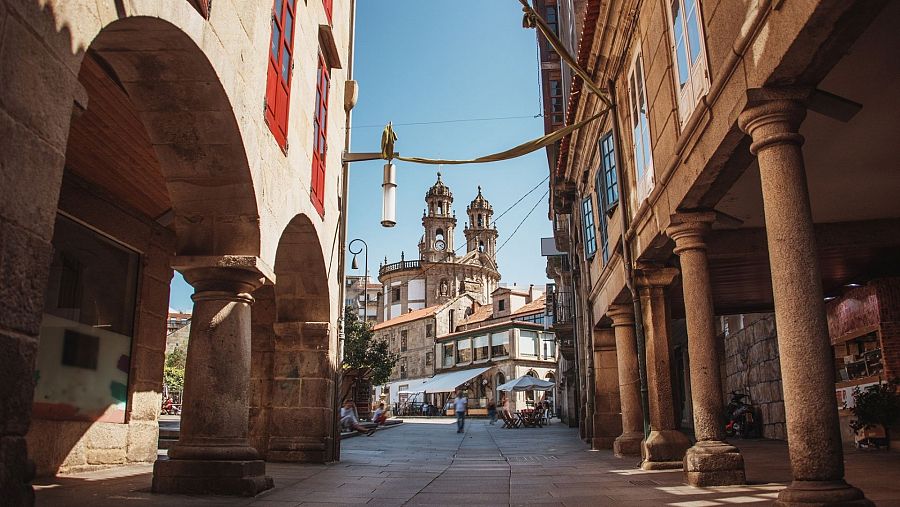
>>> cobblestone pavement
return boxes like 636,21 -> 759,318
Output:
35,418 -> 900,506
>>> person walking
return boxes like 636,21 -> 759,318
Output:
454,391 -> 468,433
487,399 -> 497,425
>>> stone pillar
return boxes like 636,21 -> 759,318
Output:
739,93 -> 871,506
608,304 -> 644,457
268,321 -> 335,463
153,256 -> 275,496
592,328 -> 622,449
636,266 -> 691,470
667,213 -> 745,486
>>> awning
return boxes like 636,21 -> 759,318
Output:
411,366 -> 493,394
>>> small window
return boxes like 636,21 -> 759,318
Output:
473,335 -> 489,361
456,338 -> 472,364
449,309 -> 456,332
426,323 -> 434,337
628,51 -> 654,201
392,287 -> 401,302
442,342 -> 455,368
399,358 -> 407,379
498,299 -> 506,311
581,197 -> 597,259
490,332 -> 510,357
425,352 -> 433,366
400,330 -> 408,352
596,132 -> 619,263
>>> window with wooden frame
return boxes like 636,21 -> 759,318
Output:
627,51 -> 654,201
667,0 -> 709,122
596,131 -> 619,263
265,0 -> 297,150
549,75 -> 564,126
310,52 -> 330,216
581,197 -> 597,259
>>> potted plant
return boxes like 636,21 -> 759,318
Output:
850,379 -> 900,450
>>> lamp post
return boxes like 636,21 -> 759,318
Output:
348,238 -> 369,322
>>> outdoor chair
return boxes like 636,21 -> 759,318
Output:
501,411 -> 520,429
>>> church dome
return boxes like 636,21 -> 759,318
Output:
467,186 -> 492,212
425,172 -> 452,200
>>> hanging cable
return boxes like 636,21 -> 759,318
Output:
497,188 -> 550,253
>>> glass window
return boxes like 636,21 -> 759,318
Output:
425,352 -> 433,366
499,299 -> 506,311
519,330 -> 540,357
473,335 -> 489,361
400,330 -> 408,352
543,333 -> 557,359
596,131 -> 618,263
628,52 -> 654,199
456,338 -> 472,364
392,287 -> 401,302
34,215 -> 140,423
442,342 -> 455,368
669,0 -> 708,120
491,331 -> 510,358
582,197 -> 597,259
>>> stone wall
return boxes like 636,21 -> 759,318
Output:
722,314 -> 786,440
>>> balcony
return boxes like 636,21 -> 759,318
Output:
546,285 -> 574,330
379,260 -> 421,277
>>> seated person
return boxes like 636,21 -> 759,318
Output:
340,400 -> 374,436
373,403 -> 388,426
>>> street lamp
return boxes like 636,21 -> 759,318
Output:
348,238 -> 369,322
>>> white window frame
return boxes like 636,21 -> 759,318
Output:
666,0 -> 709,123
627,50 -> 655,202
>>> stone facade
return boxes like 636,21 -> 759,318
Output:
721,314 -> 786,441
1,0 -> 354,501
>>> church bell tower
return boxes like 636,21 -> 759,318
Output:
419,173 -> 457,262
464,186 -> 498,259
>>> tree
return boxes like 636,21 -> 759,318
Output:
342,306 -> 398,400
163,345 -> 186,392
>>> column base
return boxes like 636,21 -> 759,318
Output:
152,458 -> 274,496
683,441 -> 745,486
775,480 -> 873,506
641,429 -> 690,470
614,431 -> 643,457
591,436 -> 616,450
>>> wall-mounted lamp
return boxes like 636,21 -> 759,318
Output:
382,162 -> 397,227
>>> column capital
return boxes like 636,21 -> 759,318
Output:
738,88 -> 810,155
667,212 -> 716,255
607,304 -> 635,327
173,255 -> 275,303
635,264 -> 679,289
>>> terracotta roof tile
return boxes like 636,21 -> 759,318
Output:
372,304 -> 441,330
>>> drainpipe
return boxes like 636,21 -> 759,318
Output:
333,0 -> 357,463
566,215 -> 583,430
608,81 -> 652,442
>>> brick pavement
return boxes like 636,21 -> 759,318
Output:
34,418 -> 900,506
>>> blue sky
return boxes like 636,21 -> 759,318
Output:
169,1 -> 553,312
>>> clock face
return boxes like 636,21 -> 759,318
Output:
435,239 -> 446,251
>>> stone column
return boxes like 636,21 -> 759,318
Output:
608,304 -> 644,457
592,328 -> 622,449
636,266 -> 691,470
739,92 -> 871,506
667,213 -> 745,486
153,256 -> 275,496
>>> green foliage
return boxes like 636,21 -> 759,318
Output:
342,306 -> 399,386
164,345 -> 186,391
851,379 -> 900,448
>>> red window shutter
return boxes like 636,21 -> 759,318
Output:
323,0 -> 334,24
265,0 -> 297,150
310,53 -> 330,217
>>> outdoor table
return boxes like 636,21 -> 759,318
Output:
516,410 -> 543,428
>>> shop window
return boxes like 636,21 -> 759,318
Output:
491,331 -> 510,358
456,338 -> 472,364
835,332 -> 883,383
667,0 -> 709,122
581,197 -> 597,259
265,0 -> 298,150
628,51 -> 654,201
310,52 -> 330,216
473,335 -> 489,361
442,342 -> 455,368
34,214 -> 139,423
519,330 -> 540,358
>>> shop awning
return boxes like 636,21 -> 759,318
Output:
411,366 -> 493,394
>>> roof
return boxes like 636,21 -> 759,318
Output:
460,304 -> 494,325
437,320 -> 546,341
493,286 -> 530,297
372,304 -> 441,330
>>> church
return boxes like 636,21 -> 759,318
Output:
377,174 -> 501,322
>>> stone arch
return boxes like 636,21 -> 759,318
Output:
262,214 -> 335,463
0,4 -> 264,497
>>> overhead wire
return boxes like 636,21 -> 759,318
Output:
350,114 -> 542,129
497,188 -> 550,253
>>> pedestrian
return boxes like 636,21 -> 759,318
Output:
501,395 -> 511,418
373,402 -> 388,426
340,400 -> 375,436
454,391 -> 468,433
487,399 -> 497,425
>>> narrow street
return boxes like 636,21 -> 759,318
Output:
34,419 -> 900,506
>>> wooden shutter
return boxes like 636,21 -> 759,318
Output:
265,0 -> 297,149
